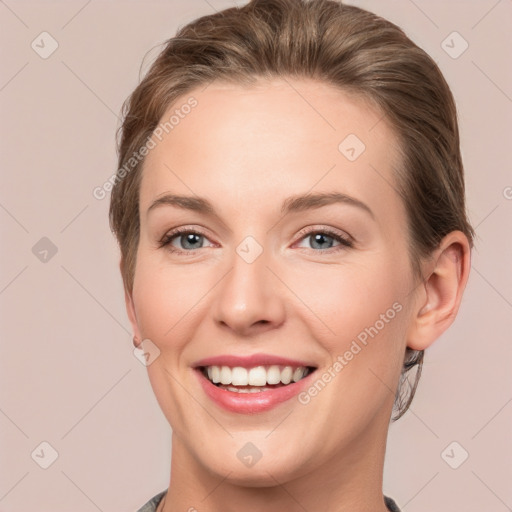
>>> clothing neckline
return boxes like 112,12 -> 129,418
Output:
138,491 -> 401,512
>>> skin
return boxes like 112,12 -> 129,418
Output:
124,78 -> 471,512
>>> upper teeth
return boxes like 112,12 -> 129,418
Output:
205,365 -> 309,386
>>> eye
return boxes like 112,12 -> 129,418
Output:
295,227 -> 353,252
158,227 -> 214,254
158,226 -> 353,255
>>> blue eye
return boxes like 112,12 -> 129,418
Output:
159,228 -> 212,254
174,232 -> 204,250
159,227 -> 353,255
296,229 -> 353,251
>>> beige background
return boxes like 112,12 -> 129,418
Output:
0,1 -> 511,511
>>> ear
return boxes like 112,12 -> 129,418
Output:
121,260 -> 143,348
406,231 -> 471,351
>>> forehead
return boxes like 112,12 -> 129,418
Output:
139,78 -> 403,223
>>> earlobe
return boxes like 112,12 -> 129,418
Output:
406,231 -> 471,351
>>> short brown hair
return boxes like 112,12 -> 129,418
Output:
109,0 -> 474,419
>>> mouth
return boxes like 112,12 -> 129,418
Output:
199,364 -> 316,393
192,355 -> 318,413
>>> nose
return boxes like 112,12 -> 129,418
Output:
212,247 -> 286,337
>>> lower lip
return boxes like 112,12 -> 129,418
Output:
195,369 -> 315,414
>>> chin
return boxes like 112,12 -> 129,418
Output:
193,438 -> 314,488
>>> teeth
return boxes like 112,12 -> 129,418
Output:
225,386 -> 272,393
267,365 -> 281,385
202,365 -> 310,387
248,366 -> 267,386
220,366 -> 231,385
281,366 -> 293,385
293,367 -> 304,382
231,367 -> 248,386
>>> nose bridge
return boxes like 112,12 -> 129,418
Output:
212,238 -> 285,334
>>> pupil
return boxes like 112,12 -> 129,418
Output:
313,233 -> 332,249
183,233 -> 201,249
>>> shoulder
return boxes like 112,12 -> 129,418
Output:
136,490 -> 167,512
384,495 -> 401,512
135,491 -> 398,511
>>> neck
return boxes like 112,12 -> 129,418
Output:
161,414 -> 392,512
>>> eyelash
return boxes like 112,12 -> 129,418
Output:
158,226 -> 354,256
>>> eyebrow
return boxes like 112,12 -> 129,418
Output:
146,191 -> 375,220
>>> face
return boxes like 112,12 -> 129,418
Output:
126,78 -> 421,485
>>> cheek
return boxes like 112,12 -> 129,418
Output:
133,245 -> 411,356
290,258 -> 407,345
131,250 -> 225,353
131,258 -> 191,343
300,270 -> 406,413
288,256 -> 409,403
130,257 -> 208,432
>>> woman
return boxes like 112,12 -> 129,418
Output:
109,0 -> 474,510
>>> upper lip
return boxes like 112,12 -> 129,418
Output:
192,353 -> 316,369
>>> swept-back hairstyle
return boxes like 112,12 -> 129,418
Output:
109,0 -> 474,419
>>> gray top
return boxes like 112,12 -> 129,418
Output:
136,491 -> 401,511
385,495 -> 401,512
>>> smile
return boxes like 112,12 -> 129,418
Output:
201,365 -> 314,392
193,354 -> 317,413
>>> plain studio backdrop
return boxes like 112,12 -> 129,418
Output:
0,1 -> 511,511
